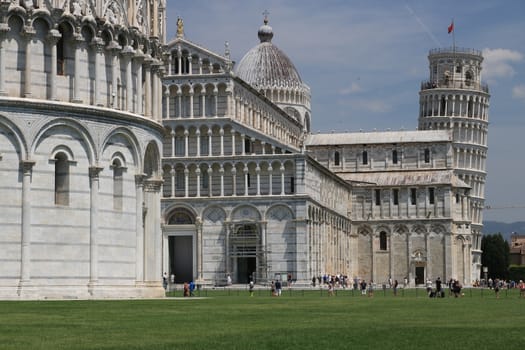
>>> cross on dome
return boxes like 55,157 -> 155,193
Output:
263,10 -> 269,24
258,10 -> 273,43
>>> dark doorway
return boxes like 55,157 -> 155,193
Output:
169,236 -> 193,283
415,266 -> 425,285
237,257 -> 256,284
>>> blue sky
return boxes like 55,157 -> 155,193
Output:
165,1 -> 525,223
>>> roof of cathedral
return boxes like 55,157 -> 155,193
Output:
339,170 -> 469,188
306,130 -> 451,145
234,17 -> 305,89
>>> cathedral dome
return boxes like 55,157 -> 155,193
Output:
235,18 -> 304,89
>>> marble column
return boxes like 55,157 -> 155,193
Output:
164,88 -> 170,119
88,166 -> 103,295
135,174 -> 145,284
23,26 -> 36,98
18,160 -> 35,293
143,59 -> 152,117
72,34 -> 84,103
0,23 -> 9,95
196,218 -> 203,281
47,29 -> 62,100
143,179 -> 163,285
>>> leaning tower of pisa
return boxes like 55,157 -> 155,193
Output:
418,47 -> 490,281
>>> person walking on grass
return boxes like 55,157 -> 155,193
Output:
368,280 -> 374,297
275,279 -> 282,296
249,281 -> 254,297
360,280 -> 367,296
494,278 -> 500,299
435,277 -> 442,294
518,280 -> 525,298
189,280 -> 195,297
393,279 -> 398,296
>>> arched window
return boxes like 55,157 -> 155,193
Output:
362,150 -> 368,165
244,138 -> 251,154
202,171 -> 209,189
428,187 -> 435,205
57,36 -> 65,75
392,189 -> 399,205
181,55 -> 190,74
175,136 -> 184,156
379,231 -> 387,251
54,152 -> 69,205
172,53 -> 178,74
334,151 -> 340,166
200,134 -> 209,155
392,150 -> 398,164
465,71 -> 473,86
175,169 -> 185,191
112,159 -> 124,210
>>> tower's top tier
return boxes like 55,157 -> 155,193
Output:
421,47 -> 488,94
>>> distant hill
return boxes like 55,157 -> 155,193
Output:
483,221 -> 525,241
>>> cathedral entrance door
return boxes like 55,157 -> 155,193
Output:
230,223 -> 259,283
237,257 -> 256,284
415,266 -> 425,285
169,236 -> 193,283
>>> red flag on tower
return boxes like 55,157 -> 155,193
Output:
448,20 -> 454,34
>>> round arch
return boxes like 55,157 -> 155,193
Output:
100,126 -> 142,170
0,114 -> 28,160
143,140 -> 161,178
31,118 -> 96,165
165,206 -> 197,225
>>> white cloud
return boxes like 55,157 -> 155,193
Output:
513,85 -> 525,101
482,48 -> 524,80
339,82 -> 363,95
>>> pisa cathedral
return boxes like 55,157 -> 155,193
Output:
0,0 -> 489,299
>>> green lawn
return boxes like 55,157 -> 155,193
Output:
1,289 -> 524,350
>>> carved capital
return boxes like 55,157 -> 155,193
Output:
46,29 -> 62,45
144,178 -> 163,192
20,160 -> 35,174
90,37 -> 105,52
135,173 -> 146,185
89,166 -> 104,180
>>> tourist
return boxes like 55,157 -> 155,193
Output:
452,279 -> 462,297
189,280 -> 195,297
518,280 -> 525,298
368,280 -> 374,297
183,282 -> 189,297
494,278 -> 500,299
393,279 -> 398,296
426,278 -> 433,295
360,280 -> 367,295
271,280 -> 276,296
328,282 -> 334,296
435,277 -> 442,297
275,279 -> 282,296
162,272 -> 168,291
249,281 -> 254,297
226,274 -> 232,286
312,276 -> 316,287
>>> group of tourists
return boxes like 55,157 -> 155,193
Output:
270,280 -> 283,296
183,281 -> 196,297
